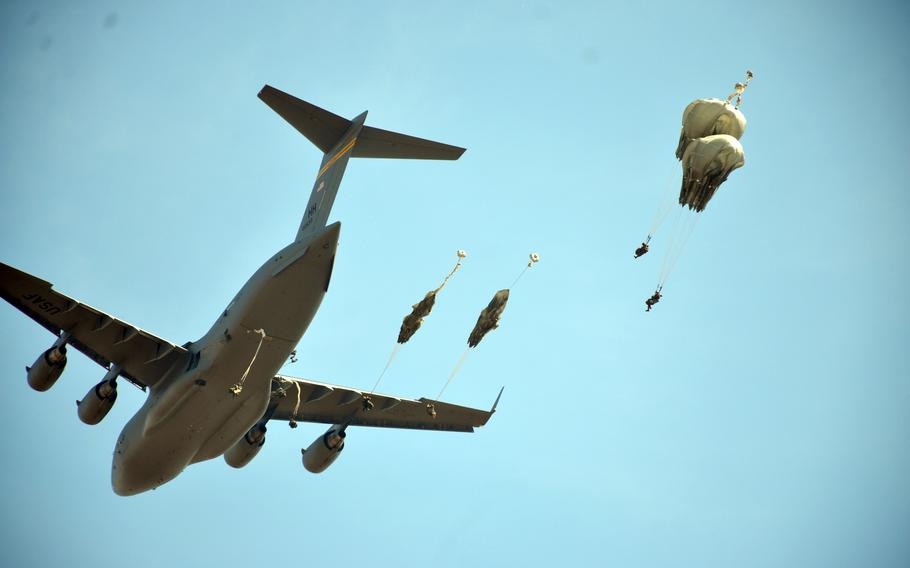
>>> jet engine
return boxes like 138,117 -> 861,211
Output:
224,424 -> 267,469
27,341 -> 68,392
77,367 -> 120,425
301,425 -> 346,474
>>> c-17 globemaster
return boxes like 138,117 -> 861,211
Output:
0,85 -> 501,496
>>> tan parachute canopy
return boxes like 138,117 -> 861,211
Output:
641,71 -> 754,300
675,99 -> 747,159
679,134 -> 745,212
674,70 -> 752,213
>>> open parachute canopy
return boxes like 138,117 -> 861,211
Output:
674,98 -> 747,160
672,71 -> 752,213
639,72 -> 754,297
679,134 -> 745,212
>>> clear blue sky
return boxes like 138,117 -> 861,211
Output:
1,1 -> 908,567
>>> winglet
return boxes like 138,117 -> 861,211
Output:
490,386 -> 504,414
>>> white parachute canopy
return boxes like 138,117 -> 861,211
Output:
675,98 -> 747,159
679,134 -> 745,212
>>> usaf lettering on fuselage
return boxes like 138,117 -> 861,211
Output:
301,202 -> 318,230
21,292 -> 62,316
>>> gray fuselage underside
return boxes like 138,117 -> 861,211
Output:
111,223 -> 339,496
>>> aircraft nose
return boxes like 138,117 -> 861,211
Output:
111,451 -> 172,496
111,432 -> 141,496
111,457 -> 136,496
111,466 -> 141,497
110,428 -> 164,496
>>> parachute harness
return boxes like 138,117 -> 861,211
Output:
229,328 -> 267,397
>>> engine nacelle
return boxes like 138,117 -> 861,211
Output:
77,377 -> 118,425
301,425 -> 346,474
224,424 -> 266,469
27,344 -> 68,392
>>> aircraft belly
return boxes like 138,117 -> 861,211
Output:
111,224 -> 340,495
190,372 -> 274,462
112,404 -> 197,496
240,250 -> 332,342
112,351 -> 280,494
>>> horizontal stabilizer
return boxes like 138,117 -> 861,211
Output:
258,84 -> 465,160
353,125 -> 465,160
258,85 -> 349,153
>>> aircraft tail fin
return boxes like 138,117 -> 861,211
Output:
258,86 -> 350,154
258,85 -> 464,239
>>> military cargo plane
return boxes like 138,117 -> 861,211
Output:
0,85 -> 499,496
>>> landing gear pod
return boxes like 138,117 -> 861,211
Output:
302,425 -> 346,473
224,424 -> 267,469
27,334 -> 70,392
77,366 -> 120,425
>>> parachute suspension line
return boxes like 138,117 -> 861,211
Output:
511,253 -> 541,289
436,347 -> 471,401
656,207 -> 684,285
647,165 -> 681,238
229,328 -> 268,397
433,250 -> 467,294
369,343 -> 402,395
658,211 -> 700,287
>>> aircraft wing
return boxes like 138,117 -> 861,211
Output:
1,262 -> 189,390
270,374 -> 500,433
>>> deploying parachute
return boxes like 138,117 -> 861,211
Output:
365,250 -> 467,407
398,249 -> 466,344
467,289 -> 510,348
397,291 -> 437,344
428,253 -> 539,417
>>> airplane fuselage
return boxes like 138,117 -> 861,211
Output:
111,223 -> 340,495
1,86 -> 471,496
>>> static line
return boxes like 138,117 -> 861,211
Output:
291,381 -> 302,424
436,347 -> 471,401
510,265 -> 529,289
229,328 -> 267,396
511,253 -> 540,289
648,166 -> 682,237
658,210 -> 700,287
370,343 -> 402,395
